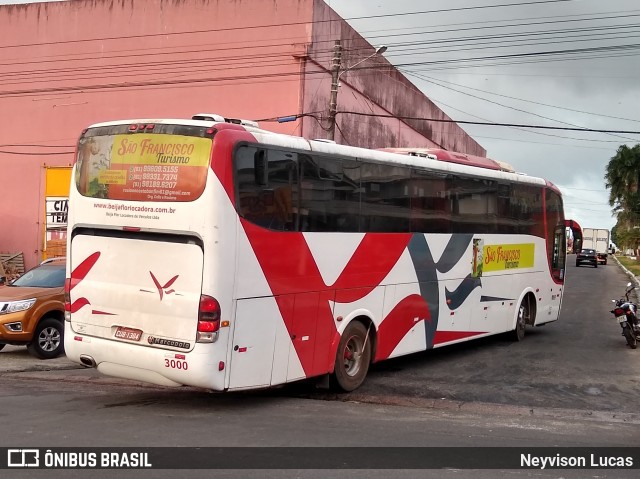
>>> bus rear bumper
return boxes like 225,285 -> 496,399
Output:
97,361 -> 183,387
65,332 -> 226,390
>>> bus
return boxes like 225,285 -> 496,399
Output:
64,113 -> 566,392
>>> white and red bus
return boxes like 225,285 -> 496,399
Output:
64,113 -> 566,392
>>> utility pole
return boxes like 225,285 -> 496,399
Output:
326,42 -> 387,142
327,40 -> 342,141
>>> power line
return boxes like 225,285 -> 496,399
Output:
562,186 -> 613,192
0,150 -> 74,155
368,13 -> 640,47
4,18 -> 630,78
424,94 -> 630,145
1,7 -> 637,94
391,42 -> 640,69
1,7 -> 632,81
332,112 -> 640,135
0,144 -> 74,148
409,73 -> 640,124
3,38 -> 639,99
0,0 -> 575,50
2,14 -> 636,77
472,136 -> 623,149
4,25 -> 638,86
404,70 -> 638,144
386,28 -> 640,60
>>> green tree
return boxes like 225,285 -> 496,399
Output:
605,144 -> 640,252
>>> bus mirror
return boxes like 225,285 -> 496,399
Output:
254,150 -> 268,186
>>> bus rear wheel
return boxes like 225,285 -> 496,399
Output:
513,301 -> 528,342
331,321 -> 372,392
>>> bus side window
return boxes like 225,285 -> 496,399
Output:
359,162 -> 411,232
410,169 -> 452,234
234,146 -> 298,231
451,176 -> 497,234
298,155 -> 360,232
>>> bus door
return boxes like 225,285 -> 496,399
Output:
228,291 -> 335,389
228,297 -> 279,389
229,291 -> 335,389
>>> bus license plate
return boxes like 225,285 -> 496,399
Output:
616,316 -> 626,324
115,327 -> 143,341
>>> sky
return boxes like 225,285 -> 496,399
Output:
325,0 -> 640,233
2,0 -> 639,233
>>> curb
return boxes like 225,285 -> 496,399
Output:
612,254 -> 640,285
611,254 -> 640,301
3,368 -> 173,391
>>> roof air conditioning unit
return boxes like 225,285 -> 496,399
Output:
192,114 -> 259,128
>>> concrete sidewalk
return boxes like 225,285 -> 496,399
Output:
0,344 -> 83,373
0,344 -> 169,390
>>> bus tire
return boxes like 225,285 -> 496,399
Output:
513,301 -> 528,342
0,344 -> 5,352
331,321 -> 372,392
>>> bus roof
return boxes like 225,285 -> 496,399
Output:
84,114 -> 550,189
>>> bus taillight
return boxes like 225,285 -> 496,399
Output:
197,295 -> 220,343
64,278 -> 72,322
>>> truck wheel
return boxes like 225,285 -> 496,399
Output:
27,318 -> 64,359
331,321 -> 372,392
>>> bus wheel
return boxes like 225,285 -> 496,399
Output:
513,301 -> 528,342
331,321 -> 372,392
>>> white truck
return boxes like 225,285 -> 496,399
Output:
581,228 -> 610,265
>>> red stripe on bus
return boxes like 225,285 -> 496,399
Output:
241,219 -> 413,376
375,294 -> 430,361
433,331 -> 486,344
69,251 -> 100,290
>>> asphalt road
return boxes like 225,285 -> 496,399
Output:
2,253 -> 639,415
326,254 -> 640,414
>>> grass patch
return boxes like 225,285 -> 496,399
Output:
615,255 -> 640,276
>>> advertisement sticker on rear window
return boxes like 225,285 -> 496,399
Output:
76,134 -> 211,202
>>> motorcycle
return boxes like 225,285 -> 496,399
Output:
610,282 -> 640,349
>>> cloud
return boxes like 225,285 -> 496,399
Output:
328,0 -> 640,230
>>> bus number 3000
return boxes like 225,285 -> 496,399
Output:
164,359 -> 188,370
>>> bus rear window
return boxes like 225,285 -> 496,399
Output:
75,133 -> 212,202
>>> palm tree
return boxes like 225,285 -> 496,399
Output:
605,144 -> 640,252
605,145 -> 640,210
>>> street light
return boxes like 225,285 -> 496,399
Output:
327,44 -> 387,141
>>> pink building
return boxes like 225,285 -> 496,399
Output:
0,0 -> 484,269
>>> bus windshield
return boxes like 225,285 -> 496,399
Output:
75,126 -> 212,202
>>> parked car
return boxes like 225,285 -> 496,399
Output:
0,258 -> 66,358
576,248 -> 598,268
